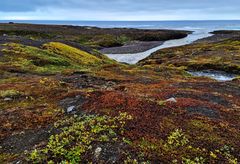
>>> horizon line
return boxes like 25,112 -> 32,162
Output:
1,19 -> 240,22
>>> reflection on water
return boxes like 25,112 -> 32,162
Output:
188,70 -> 237,81
106,30 -> 213,64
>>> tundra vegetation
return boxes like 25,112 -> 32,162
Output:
0,24 -> 239,163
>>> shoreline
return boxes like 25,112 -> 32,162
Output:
105,30 -> 213,64
104,30 -> 240,64
104,29 -> 240,55
139,30 -> 240,74
195,30 -> 240,43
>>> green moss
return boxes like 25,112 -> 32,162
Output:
165,129 -> 189,149
87,34 -> 124,48
116,35 -> 130,44
1,43 -> 74,74
78,34 -> 132,48
28,112 -> 133,163
0,29 -> 56,39
188,120 -> 214,132
42,42 -> 102,65
140,39 -> 240,74
0,77 -> 20,84
0,89 -> 22,98
135,129 -> 239,163
182,156 -> 206,164
75,35 -> 93,44
0,42 -> 117,75
186,120 -> 224,145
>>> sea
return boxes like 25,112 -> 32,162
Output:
1,20 -> 240,31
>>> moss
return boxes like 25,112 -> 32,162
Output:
0,76 -> 67,140
0,42 -> 116,75
182,156 -> 206,164
0,89 -> 22,98
186,120 -> 227,146
0,29 -> 56,39
85,34 -> 125,48
233,76 -> 240,81
116,35 -> 131,44
188,120 -> 214,132
28,112 -> 133,163
42,42 -> 102,65
0,77 -> 20,84
165,129 -> 189,149
134,129 -> 239,163
1,43 -> 73,74
140,39 -> 240,74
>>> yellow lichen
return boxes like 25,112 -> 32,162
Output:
42,42 -> 102,65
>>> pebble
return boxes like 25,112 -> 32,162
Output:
94,147 -> 102,158
165,97 -> 177,103
4,97 -> 13,101
67,106 -> 75,113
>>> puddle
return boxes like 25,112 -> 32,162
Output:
188,70 -> 237,81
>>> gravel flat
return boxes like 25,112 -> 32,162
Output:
100,41 -> 163,54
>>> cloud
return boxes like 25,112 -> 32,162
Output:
0,0 -> 239,20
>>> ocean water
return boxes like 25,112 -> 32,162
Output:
1,20 -> 240,31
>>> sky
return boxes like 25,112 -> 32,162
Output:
0,0 -> 240,20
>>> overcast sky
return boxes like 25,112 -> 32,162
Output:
0,0 -> 240,20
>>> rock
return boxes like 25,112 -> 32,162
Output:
4,97 -> 13,101
73,114 -> 78,118
165,97 -> 177,103
67,106 -> 75,113
94,147 -> 102,158
3,34 -> 8,37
